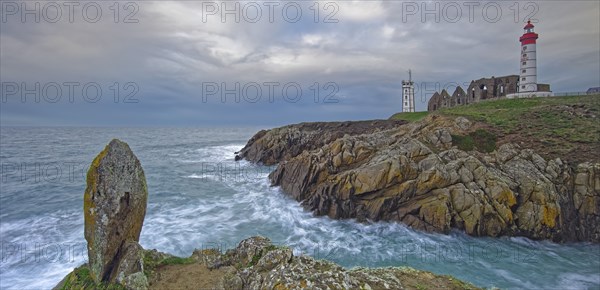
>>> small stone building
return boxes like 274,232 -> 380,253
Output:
465,75 -> 520,102
428,92 -> 442,111
452,86 -> 467,106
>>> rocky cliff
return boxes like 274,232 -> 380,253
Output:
235,120 -> 407,165
237,115 -> 600,243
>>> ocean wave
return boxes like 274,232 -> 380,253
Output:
0,210 -> 86,290
2,131 -> 599,290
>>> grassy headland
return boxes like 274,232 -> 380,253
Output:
390,94 -> 600,164
389,111 -> 429,122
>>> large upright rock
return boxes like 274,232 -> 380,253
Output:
84,139 -> 148,287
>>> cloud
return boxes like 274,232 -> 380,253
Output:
381,25 -> 395,39
302,33 -> 324,46
335,1 -> 387,22
1,0 -> 599,126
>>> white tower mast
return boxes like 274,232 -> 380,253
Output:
402,69 -> 415,112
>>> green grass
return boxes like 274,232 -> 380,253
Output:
389,94 -> 599,163
389,111 -> 429,122
451,129 -> 497,153
143,252 -> 195,277
441,94 -> 599,163
439,95 -> 599,138
451,134 -> 475,151
471,128 -> 497,152
59,266 -> 126,290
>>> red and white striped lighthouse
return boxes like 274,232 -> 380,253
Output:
519,20 -> 539,93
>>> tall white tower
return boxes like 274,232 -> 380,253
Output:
519,20 -> 539,92
402,69 -> 415,112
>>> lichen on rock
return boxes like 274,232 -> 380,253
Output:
238,115 -> 600,243
83,139 -> 148,288
202,236 -> 480,290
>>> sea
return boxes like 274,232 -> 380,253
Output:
0,127 -> 599,289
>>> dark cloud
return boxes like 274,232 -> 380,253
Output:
1,1 -> 598,126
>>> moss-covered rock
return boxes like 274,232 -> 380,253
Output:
83,139 -> 148,287
53,265 -> 126,290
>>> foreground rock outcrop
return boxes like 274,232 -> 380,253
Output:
145,236 -> 479,290
237,115 -> 600,242
83,139 -> 149,288
57,139 -> 477,290
59,236 -> 479,290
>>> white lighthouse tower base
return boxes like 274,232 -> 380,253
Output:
506,91 -> 553,99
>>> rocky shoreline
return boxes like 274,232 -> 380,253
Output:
236,115 -> 600,243
56,139 -> 479,290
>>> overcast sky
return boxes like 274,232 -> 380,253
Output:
1,0 -> 599,127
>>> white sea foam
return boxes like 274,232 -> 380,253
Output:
3,138 -> 600,290
0,210 -> 86,289
556,273 -> 600,290
176,144 -> 246,164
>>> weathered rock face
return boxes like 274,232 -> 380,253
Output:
235,120 -> 407,165
203,236 -> 478,290
84,139 -> 148,287
571,163 -> 600,241
240,116 -> 600,242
